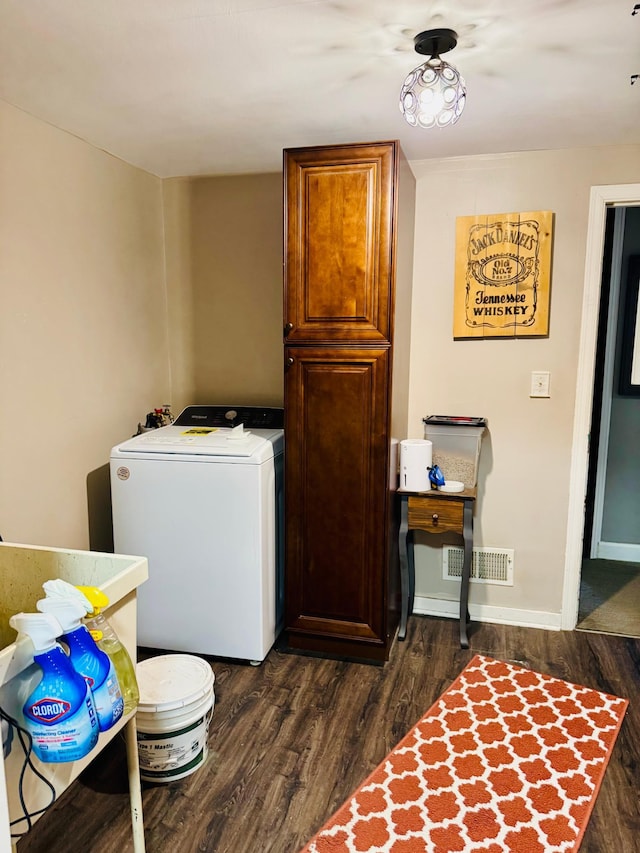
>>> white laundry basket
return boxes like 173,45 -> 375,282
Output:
135,654 -> 215,783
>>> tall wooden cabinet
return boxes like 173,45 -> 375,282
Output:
283,141 -> 415,662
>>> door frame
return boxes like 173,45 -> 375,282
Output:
590,208 -> 625,557
562,183 -> 640,629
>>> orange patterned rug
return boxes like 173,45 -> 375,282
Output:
301,654 -> 628,853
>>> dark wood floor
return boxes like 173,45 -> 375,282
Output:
16,616 -> 640,853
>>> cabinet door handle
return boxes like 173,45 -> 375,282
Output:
432,513 -> 439,525
287,356 -> 294,366
284,322 -> 294,337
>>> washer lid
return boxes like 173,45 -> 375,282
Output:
117,422 -> 270,457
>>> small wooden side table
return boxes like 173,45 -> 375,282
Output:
397,487 -> 477,648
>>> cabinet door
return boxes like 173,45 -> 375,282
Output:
284,346 -> 393,658
284,142 -> 397,344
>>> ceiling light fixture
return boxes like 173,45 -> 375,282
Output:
399,28 -> 466,128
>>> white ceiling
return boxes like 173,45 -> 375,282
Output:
1,0 -> 639,178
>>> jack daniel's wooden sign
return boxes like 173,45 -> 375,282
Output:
453,211 -> 553,338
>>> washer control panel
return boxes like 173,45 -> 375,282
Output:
173,405 -> 284,429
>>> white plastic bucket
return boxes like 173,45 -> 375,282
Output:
135,654 -> 215,783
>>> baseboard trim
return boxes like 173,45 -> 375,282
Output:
413,595 -> 562,632
596,541 -> 640,562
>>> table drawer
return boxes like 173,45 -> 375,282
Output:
407,496 -> 464,533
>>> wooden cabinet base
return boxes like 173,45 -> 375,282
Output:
282,629 -> 395,664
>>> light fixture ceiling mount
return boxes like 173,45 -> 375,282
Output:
400,27 -> 466,129
413,28 -> 458,58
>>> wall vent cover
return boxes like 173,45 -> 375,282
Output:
443,546 -> 514,585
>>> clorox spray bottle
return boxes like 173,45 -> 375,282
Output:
42,579 -> 139,716
37,597 -> 124,731
8,612 -> 99,763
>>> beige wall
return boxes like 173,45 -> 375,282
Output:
407,147 -> 640,626
162,178 -> 196,415
0,101 -> 169,550
179,148 -> 640,628
187,173 -> 284,406
3,97 -> 639,630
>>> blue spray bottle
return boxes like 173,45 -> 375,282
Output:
43,579 -> 140,716
8,612 -> 99,763
37,597 -> 124,732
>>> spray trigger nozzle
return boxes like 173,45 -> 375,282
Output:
9,612 -> 64,652
428,464 -> 446,488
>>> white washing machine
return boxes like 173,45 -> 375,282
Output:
110,405 -> 284,663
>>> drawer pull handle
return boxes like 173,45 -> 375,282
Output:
432,513 -> 439,524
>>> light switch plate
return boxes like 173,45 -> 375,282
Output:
530,371 -> 550,397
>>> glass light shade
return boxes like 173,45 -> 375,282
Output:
399,57 -> 466,128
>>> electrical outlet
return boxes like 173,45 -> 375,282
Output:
530,371 -> 550,397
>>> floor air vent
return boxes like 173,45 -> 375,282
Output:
443,546 -> 514,585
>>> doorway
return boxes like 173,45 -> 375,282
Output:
562,184 -> 640,633
577,205 -> 640,637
